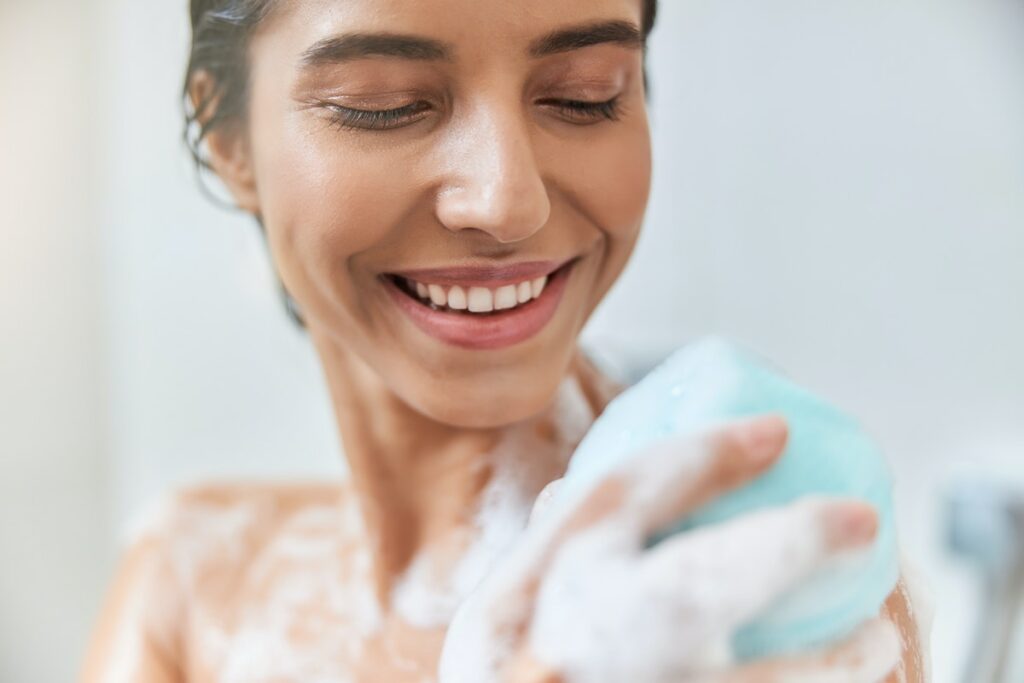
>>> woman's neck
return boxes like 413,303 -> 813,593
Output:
309,331 -> 622,623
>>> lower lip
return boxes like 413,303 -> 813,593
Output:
383,261 -> 575,351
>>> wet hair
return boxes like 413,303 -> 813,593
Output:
183,0 -> 659,326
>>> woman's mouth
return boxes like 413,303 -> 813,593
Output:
381,257 -> 578,350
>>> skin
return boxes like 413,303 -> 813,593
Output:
81,1 -> 926,681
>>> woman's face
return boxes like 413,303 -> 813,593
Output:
234,0 -> 651,428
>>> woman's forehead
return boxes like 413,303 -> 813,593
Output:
259,0 -> 646,60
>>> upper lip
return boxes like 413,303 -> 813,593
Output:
388,256 -> 575,288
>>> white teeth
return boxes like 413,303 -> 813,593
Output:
403,271 -> 555,314
447,285 -> 467,310
467,287 -> 494,313
494,285 -> 518,310
531,276 -> 547,299
517,281 -> 532,304
428,284 -> 448,307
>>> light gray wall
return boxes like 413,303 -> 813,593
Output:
0,2 -> 109,681
99,0 -> 345,533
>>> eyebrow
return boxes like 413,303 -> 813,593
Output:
299,19 -> 644,70
300,33 -> 453,68
529,20 -> 644,57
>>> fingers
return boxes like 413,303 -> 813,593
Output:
639,496 -> 880,633
624,413 -> 790,536
485,415 -> 790,602
471,415 -> 791,628
699,618 -> 901,683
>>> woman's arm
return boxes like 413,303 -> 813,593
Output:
80,515 -> 185,682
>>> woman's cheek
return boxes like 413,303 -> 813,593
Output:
545,110 -> 651,230
589,123 -> 652,239
556,120 -> 652,306
258,129 -> 410,310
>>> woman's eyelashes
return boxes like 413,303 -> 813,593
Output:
323,100 -> 433,131
537,95 -> 624,124
321,95 -> 624,132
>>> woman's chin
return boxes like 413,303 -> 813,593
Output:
408,379 -> 562,430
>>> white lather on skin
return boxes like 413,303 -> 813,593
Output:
107,378 -> 908,683
107,373 -> 597,683
392,372 -> 598,628
121,491 -> 384,683
439,424 -> 905,683
527,500 -> 901,683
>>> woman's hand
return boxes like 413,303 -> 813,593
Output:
439,415 -> 902,683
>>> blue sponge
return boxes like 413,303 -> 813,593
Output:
560,336 -> 899,660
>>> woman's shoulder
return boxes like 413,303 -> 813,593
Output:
138,479 -> 349,518
82,480 -> 354,682
125,479 -> 352,556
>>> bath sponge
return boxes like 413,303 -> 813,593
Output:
560,336 -> 899,661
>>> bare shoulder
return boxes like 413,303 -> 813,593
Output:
137,479 -> 348,521
81,480 -> 351,683
124,479 -> 349,549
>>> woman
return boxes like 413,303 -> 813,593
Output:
82,0 -> 925,681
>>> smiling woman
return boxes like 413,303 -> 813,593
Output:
81,1 -> 923,682
181,0 -> 656,431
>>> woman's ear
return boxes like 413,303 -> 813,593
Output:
188,71 -> 260,214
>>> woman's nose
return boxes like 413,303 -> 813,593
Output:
434,106 -> 551,244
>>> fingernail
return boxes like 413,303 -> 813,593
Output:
826,501 -> 879,550
738,414 -> 787,463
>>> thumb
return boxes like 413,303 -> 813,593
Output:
528,479 -> 564,526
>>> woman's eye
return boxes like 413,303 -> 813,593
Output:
541,96 -> 623,124
321,95 -> 623,132
324,101 -> 432,131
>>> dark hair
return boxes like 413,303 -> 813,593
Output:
184,0 -> 659,168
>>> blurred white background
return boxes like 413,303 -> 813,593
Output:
2,0 -> 1022,680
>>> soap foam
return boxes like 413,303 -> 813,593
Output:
392,370 -> 597,628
